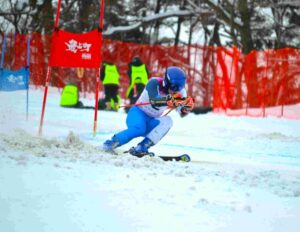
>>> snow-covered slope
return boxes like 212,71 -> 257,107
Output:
0,87 -> 299,232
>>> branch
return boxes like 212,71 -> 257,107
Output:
0,11 -> 30,16
104,10 -> 194,36
201,0 -> 243,28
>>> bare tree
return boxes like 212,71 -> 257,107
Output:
0,0 -> 31,33
1,0 -> 299,50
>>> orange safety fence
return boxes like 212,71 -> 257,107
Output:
213,47 -> 300,119
1,33 -> 300,119
0,33 -> 215,107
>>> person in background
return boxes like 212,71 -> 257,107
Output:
100,62 -> 121,111
103,66 -> 195,156
60,82 -> 83,108
125,56 -> 149,112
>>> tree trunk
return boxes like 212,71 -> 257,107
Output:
153,0 -> 162,44
237,0 -> 253,54
40,0 -> 54,34
174,0 -> 186,46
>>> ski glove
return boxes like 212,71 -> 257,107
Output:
167,94 -> 195,111
166,93 -> 185,108
150,93 -> 193,111
181,96 -> 195,113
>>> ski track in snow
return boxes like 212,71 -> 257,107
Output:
1,128 -> 299,202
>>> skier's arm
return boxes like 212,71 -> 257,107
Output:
145,79 -> 167,109
148,86 -> 186,109
150,96 -> 172,108
178,96 -> 195,117
146,79 -> 160,98
146,79 -> 194,113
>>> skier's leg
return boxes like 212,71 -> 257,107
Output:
103,106 -> 148,151
129,116 -> 173,155
146,116 -> 173,144
115,107 -> 147,143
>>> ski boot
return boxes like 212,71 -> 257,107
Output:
105,102 -> 111,110
113,103 -> 119,112
128,138 -> 155,158
103,136 -> 120,153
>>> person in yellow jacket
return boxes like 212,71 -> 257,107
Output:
100,62 -> 121,111
60,82 -> 83,108
126,56 -> 149,112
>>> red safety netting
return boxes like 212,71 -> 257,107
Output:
213,47 -> 300,119
1,33 -> 300,119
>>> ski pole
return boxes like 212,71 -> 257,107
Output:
119,102 -> 151,108
120,95 -> 188,109
162,107 -> 175,116
120,96 -> 185,109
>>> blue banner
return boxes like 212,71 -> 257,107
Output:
0,67 -> 29,91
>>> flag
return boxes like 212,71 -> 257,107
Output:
0,67 -> 29,91
49,29 -> 102,68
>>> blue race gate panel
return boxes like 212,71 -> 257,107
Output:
0,67 -> 29,91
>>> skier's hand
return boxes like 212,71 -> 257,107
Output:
172,93 -> 183,100
166,93 -> 185,108
167,96 -> 175,108
181,96 -> 195,113
166,94 -> 174,108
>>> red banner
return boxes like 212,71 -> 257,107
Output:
49,29 -> 102,68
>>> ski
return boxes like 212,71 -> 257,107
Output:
124,151 -> 191,162
158,154 -> 191,162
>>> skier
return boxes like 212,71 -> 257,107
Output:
103,66 -> 194,156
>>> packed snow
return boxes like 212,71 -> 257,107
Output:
0,87 -> 300,232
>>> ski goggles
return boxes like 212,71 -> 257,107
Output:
164,76 -> 184,92
170,83 -> 183,92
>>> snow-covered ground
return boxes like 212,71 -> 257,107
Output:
0,87 -> 300,232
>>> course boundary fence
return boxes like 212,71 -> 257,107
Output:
1,34 -> 299,119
